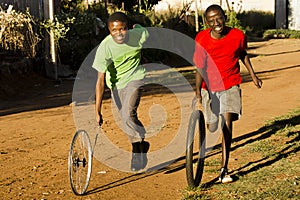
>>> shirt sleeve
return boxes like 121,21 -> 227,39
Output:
193,36 -> 207,69
92,40 -> 111,73
240,31 -> 248,51
132,24 -> 149,45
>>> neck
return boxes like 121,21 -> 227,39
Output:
210,31 -> 221,39
210,27 -> 229,39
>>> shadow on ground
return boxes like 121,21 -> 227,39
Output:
84,111 -> 299,194
2,63 -> 299,116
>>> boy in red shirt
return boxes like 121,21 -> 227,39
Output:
193,4 -> 262,183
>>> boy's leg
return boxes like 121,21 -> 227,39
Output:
221,113 -> 233,169
218,86 -> 241,183
219,112 -> 234,183
111,80 -> 149,171
123,80 -> 146,143
201,89 -> 219,132
125,81 -> 149,171
111,80 -> 146,142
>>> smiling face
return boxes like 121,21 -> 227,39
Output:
108,21 -> 128,44
205,8 -> 226,39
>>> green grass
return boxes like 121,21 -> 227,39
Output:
247,139 -> 278,158
182,108 -> 300,200
263,29 -> 300,39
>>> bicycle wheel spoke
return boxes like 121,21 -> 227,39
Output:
68,130 -> 92,195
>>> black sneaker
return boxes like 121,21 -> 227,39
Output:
130,141 -> 150,172
131,142 -> 142,172
140,141 -> 150,169
140,141 -> 150,153
219,168 -> 233,183
131,152 -> 142,172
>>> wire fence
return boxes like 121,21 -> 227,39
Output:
0,0 -> 60,19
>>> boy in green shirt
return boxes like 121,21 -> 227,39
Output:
92,12 -> 150,172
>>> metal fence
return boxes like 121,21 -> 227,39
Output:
0,0 -> 60,19
0,0 -> 104,19
0,0 -> 42,18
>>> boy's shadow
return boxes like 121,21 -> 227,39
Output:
201,113 -> 300,188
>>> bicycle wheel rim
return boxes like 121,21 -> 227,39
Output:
186,110 -> 206,187
68,130 -> 92,195
194,111 -> 206,186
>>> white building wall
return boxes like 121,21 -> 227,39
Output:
289,0 -> 300,30
232,0 -> 274,12
155,0 -> 274,13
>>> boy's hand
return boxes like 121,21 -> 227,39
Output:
96,113 -> 103,127
133,24 -> 140,28
192,96 -> 203,111
253,75 -> 263,88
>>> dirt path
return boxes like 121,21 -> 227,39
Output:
0,39 -> 300,200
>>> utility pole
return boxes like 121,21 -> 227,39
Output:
195,0 -> 199,32
44,0 -> 57,79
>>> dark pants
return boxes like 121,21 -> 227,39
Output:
111,80 -> 146,143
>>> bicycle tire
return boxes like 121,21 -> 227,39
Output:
68,130 -> 93,195
186,110 -> 206,187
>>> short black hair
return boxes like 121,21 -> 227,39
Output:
107,12 -> 128,26
205,4 -> 226,19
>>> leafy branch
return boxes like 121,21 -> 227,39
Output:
39,16 -> 75,49
0,5 -> 40,57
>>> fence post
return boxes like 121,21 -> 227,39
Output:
44,0 -> 58,79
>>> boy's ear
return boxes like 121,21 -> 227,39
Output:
224,14 -> 227,21
204,18 -> 208,25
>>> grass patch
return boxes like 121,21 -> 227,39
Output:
263,29 -> 300,39
182,108 -> 300,200
204,159 -> 220,167
247,139 -> 278,158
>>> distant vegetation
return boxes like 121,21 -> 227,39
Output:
0,6 -> 40,58
263,29 -> 300,39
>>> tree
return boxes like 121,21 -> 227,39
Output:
112,0 -> 161,12
60,0 -> 86,13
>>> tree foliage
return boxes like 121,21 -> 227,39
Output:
60,0 -> 85,13
112,0 -> 160,12
226,10 -> 244,32
0,6 -> 40,57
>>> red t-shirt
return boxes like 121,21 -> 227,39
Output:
193,27 -> 247,92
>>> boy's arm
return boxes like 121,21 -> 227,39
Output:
194,69 -> 204,109
95,72 -> 105,126
195,69 -> 203,100
240,50 -> 262,88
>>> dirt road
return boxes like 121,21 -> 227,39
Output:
0,39 -> 300,199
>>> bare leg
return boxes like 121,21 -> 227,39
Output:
221,113 -> 233,169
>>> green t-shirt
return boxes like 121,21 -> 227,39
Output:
92,25 -> 149,89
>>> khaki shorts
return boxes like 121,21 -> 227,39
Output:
201,85 -> 242,124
